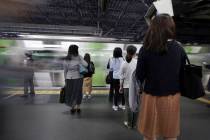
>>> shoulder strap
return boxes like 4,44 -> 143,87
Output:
186,56 -> 190,65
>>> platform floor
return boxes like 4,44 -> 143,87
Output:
0,94 -> 210,140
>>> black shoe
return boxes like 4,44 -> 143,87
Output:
70,109 -> 76,115
20,94 -> 28,98
30,93 -> 35,97
76,108 -> 81,114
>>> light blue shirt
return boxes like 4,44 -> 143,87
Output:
110,57 -> 124,79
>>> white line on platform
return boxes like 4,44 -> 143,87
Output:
2,94 -> 17,100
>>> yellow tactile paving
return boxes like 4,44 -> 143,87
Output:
5,89 -> 109,95
5,89 -> 210,105
197,98 -> 210,104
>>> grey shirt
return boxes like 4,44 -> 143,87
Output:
64,55 -> 88,79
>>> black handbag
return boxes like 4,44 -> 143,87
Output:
59,87 -> 65,103
180,57 -> 205,99
106,71 -> 113,84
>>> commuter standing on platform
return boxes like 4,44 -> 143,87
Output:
83,53 -> 95,100
21,51 -> 35,97
110,47 -> 125,111
119,45 -> 137,128
107,58 -> 114,102
136,14 -> 187,140
64,45 -> 88,114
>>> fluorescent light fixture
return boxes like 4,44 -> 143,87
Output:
18,34 -> 130,43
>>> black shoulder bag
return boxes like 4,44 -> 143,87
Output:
180,57 -> 205,99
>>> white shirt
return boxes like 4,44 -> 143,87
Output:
110,57 -> 124,79
119,58 -> 137,88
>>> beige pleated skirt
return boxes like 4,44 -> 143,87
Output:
83,77 -> 92,93
138,92 -> 180,139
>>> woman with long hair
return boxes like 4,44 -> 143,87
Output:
110,47 -> 125,111
136,14 -> 187,140
64,45 -> 88,114
83,53 -> 95,99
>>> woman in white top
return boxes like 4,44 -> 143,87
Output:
110,47 -> 125,111
64,45 -> 88,114
119,45 -> 137,128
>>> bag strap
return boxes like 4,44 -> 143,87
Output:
173,40 -> 190,65
186,56 -> 191,65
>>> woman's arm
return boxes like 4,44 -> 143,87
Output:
107,59 -> 110,69
79,55 -> 88,67
63,60 -> 67,79
109,58 -> 114,72
119,62 -> 126,87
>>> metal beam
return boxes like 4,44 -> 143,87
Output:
103,0 -> 130,36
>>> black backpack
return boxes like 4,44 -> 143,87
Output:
88,62 -> 95,74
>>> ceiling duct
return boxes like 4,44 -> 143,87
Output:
0,23 -> 103,37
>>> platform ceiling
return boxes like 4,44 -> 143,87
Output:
0,0 -> 210,43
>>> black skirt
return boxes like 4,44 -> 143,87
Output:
65,78 -> 83,107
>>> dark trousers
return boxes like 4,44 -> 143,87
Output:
113,79 -> 125,106
109,81 -> 114,102
124,88 -> 138,127
24,77 -> 35,95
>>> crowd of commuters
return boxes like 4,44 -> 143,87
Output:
105,14 -> 184,140
20,13 -> 186,140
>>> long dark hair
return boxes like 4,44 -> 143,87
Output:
143,14 -> 176,54
66,45 -> 79,60
113,47 -> 123,58
84,53 -> 91,64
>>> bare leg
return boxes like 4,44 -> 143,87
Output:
75,105 -> 80,109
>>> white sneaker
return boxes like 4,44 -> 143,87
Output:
119,105 -> 126,110
124,121 -> 128,126
83,95 -> 87,99
87,95 -> 92,99
112,105 -> 118,111
123,121 -> 131,129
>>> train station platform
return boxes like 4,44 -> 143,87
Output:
0,92 -> 210,140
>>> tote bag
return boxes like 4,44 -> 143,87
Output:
180,57 -> 205,99
106,71 -> 113,84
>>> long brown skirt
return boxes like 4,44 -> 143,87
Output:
138,93 -> 180,139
